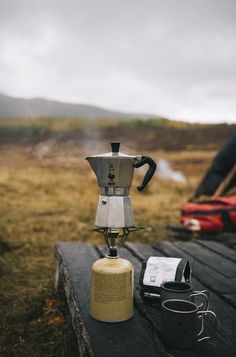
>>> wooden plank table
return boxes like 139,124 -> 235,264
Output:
55,240 -> 236,357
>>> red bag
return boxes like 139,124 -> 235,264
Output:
180,196 -> 236,233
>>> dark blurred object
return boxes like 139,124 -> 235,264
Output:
169,135 -> 236,240
192,134 -> 236,200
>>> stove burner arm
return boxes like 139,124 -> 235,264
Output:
94,227 -> 145,255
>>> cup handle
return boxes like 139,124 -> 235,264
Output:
197,310 -> 217,342
190,290 -> 209,310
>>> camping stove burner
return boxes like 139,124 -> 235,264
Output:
94,226 -> 144,256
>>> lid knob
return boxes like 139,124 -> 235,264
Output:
111,142 -> 120,153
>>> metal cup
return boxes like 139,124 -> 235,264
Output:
161,299 -> 217,349
161,281 -> 209,310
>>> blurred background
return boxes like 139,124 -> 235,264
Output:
0,0 -> 236,355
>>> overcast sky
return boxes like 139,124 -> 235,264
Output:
0,0 -> 236,123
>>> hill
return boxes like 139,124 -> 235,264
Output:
0,116 -> 235,151
0,93 -> 153,119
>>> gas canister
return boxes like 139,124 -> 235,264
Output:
90,255 -> 133,322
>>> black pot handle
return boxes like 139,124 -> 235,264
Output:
134,156 -> 157,191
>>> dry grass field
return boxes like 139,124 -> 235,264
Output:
1,118 -> 235,355
0,142 -> 216,356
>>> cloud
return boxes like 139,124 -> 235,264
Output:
0,0 -> 235,122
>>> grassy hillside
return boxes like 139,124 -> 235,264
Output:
0,117 -> 235,151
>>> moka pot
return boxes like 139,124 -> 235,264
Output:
85,142 -> 157,228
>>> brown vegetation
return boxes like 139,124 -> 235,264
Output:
0,117 -> 234,355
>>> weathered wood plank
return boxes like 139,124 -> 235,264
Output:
154,241 -> 236,351
222,295 -> 236,309
197,241 -> 236,264
121,244 -> 235,357
165,243 -> 236,296
55,243 -> 166,357
174,241 -> 236,280
224,236 -> 236,249
55,243 -> 96,357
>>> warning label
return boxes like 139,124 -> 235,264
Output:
94,273 -> 128,304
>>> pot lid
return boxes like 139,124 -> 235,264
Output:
86,142 -> 135,158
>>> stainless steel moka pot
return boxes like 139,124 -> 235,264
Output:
87,142 -> 156,323
86,141 -> 157,228
86,142 -> 156,255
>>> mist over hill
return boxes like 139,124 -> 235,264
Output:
0,93 -> 154,119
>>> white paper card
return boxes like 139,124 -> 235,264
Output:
143,257 -> 182,287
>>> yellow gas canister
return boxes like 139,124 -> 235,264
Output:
90,256 -> 133,322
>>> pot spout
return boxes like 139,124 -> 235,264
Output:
85,157 -> 98,178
